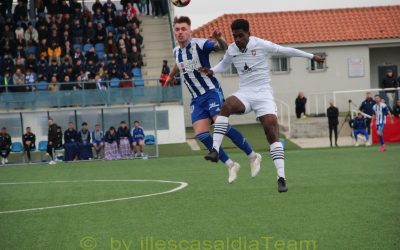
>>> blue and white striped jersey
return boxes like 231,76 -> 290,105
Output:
173,38 -> 220,98
373,102 -> 389,125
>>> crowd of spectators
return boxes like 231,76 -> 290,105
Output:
0,0 -> 154,93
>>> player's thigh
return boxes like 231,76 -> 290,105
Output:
132,141 -> 138,146
139,140 -> 145,146
220,95 -> 247,117
251,90 -> 277,118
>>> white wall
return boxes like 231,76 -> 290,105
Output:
155,104 -> 186,144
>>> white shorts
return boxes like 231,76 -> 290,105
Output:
232,88 -> 277,117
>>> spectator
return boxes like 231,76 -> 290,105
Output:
23,126 -> 36,163
120,72 -> 133,88
84,21 -> 96,44
37,23 -> 49,41
118,55 -> 132,77
12,67 -> 26,92
48,75 -> 60,91
117,121 -> 132,159
62,40 -> 74,58
125,3 -> 138,23
73,47 -> 85,63
107,57 -> 119,79
104,126 -> 120,160
64,122 -> 79,161
359,92 -> 375,135
160,59 -> 169,86
92,0 -> 103,14
71,19 -> 83,45
13,0 -> 28,23
92,124 -> 104,159
105,38 -> 118,57
25,66 -> 38,91
0,69 -> 13,92
131,120 -> 145,157
85,47 -> 99,64
37,58 -> 49,81
61,29 -> 72,46
103,0 -> 117,13
104,6 -> 115,27
381,68 -> 398,109
94,22 -> 106,44
59,0 -> 70,15
24,22 -> 39,45
47,41 -> 62,62
69,0 -> 82,16
152,0 -> 164,18
25,53 -> 37,71
1,54 -> 15,75
349,112 -> 370,147
93,8 -> 105,26
393,99 -> 400,118
0,127 -> 12,165
78,122 -> 93,160
48,58 -> 61,78
38,38 -> 49,58
47,118 -> 58,164
60,75 -> 75,91
295,91 -> 307,119
46,0 -> 60,16
327,100 -> 339,147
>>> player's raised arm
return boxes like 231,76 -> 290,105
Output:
210,30 -> 228,51
198,52 -> 233,77
165,63 -> 180,87
262,40 -> 325,63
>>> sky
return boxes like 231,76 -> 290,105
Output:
173,0 -> 399,29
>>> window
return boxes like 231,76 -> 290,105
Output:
222,63 -> 238,76
271,56 -> 290,73
308,53 -> 327,72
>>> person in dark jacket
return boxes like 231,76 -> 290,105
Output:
78,122 -> 93,160
381,69 -> 399,109
0,127 -> 12,165
359,91 -> 375,135
104,126 -> 121,160
23,127 -> 36,162
349,113 -> 370,147
64,122 -> 79,161
393,99 -> 400,118
117,121 -> 132,158
295,91 -> 307,119
47,118 -> 59,164
327,100 -> 339,147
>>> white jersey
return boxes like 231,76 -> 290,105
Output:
212,36 -> 314,90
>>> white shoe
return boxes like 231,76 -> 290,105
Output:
366,141 -> 371,146
1,158 -> 4,165
227,162 -> 240,184
49,160 -> 56,165
355,142 -> 359,147
4,158 -> 8,163
249,153 -> 262,178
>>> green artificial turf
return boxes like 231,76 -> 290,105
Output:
0,144 -> 399,250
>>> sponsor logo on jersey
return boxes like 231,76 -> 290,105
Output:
251,49 -> 256,56
209,102 -> 220,110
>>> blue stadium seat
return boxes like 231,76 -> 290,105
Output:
11,142 -> 24,153
134,78 -> 145,87
95,43 -> 105,52
144,135 -> 156,145
38,141 -> 48,151
132,68 -> 142,77
110,78 -> 120,88
106,25 -> 115,35
36,81 -> 49,91
97,51 -> 105,60
73,44 -> 82,50
83,43 -> 93,53
26,46 -> 37,55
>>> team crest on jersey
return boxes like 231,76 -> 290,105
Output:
251,49 -> 256,56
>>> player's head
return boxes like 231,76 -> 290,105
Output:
109,126 -> 115,133
173,16 -> 192,46
374,95 -> 382,103
82,122 -> 88,129
231,19 -> 250,51
134,120 -> 140,127
120,121 -> 126,128
26,127 -> 31,133
386,68 -> 393,77
68,122 -> 74,129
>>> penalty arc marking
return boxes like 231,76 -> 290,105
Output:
0,180 -> 188,214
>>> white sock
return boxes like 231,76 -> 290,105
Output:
247,151 -> 257,160
224,159 -> 234,167
270,141 -> 285,179
213,116 -> 229,152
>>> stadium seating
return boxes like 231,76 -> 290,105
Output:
83,44 -> 94,53
11,142 -> 24,153
110,78 -> 120,88
144,135 -> 156,145
132,68 -> 142,77
38,141 -> 48,152
95,43 -> 105,52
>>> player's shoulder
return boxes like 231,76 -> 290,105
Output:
191,38 -> 210,48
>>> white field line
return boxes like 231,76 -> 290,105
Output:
0,180 -> 188,214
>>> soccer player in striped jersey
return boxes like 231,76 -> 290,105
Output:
166,16 -> 261,183
199,19 -> 325,192
372,95 -> 393,152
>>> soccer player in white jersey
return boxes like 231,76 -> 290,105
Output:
200,19 -> 325,192
165,16 -> 262,183
372,95 -> 393,152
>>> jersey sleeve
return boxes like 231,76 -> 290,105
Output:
202,40 -> 216,54
211,50 -> 233,74
260,39 -> 314,59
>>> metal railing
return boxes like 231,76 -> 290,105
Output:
275,98 -> 291,137
0,78 -> 182,111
